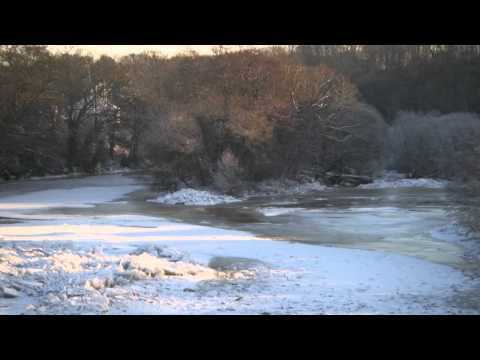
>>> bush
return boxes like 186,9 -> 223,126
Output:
212,149 -> 246,195
386,112 -> 480,179
141,50 -> 389,189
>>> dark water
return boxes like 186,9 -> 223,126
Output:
130,187 -> 471,269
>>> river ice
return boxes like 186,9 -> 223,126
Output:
0,174 -> 478,314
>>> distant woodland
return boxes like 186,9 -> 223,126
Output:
1,45 -> 480,193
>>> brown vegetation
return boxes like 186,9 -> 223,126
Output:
2,45 -> 480,199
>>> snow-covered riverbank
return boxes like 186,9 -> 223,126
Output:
144,171 -> 448,209
0,174 -> 478,314
359,171 -> 448,189
1,217 -> 475,315
146,179 -> 329,206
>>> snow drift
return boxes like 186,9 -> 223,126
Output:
148,188 -> 241,206
360,171 -> 447,189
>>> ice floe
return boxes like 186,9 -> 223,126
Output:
258,207 -> 306,217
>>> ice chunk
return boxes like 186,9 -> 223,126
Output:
148,188 -> 241,206
258,207 -> 305,217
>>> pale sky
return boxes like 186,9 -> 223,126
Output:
48,45 -> 272,58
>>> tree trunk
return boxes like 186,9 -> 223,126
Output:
66,119 -> 79,172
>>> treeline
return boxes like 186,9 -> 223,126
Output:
0,45 -> 133,177
2,45 -> 480,194
0,45 -> 385,192
295,45 -> 480,119
385,112 -> 480,180
295,45 -> 480,188
141,48 -> 385,192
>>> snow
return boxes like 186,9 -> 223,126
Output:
1,174 -> 478,314
0,186 -> 142,211
1,212 -> 476,314
0,215 -> 261,243
431,223 -> 480,261
258,207 -> 306,217
360,178 -> 447,189
360,171 -> 447,189
148,188 -> 241,206
4,237 -> 477,314
0,242 -> 249,314
0,174 -> 142,213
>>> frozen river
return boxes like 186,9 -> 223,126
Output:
1,173 -> 479,314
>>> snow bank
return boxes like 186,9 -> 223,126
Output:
360,171 -> 447,189
360,178 -> 447,189
1,211 -> 476,314
148,188 -> 241,206
0,242 -> 256,314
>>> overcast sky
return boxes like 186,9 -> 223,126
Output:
47,45 -> 272,58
